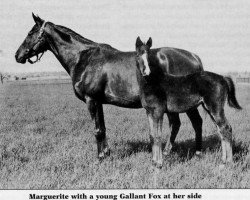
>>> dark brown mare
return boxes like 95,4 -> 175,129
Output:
15,14 -> 204,160
135,37 -> 242,168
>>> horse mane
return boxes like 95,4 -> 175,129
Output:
99,43 -> 118,51
53,23 -> 96,45
51,23 -> 118,51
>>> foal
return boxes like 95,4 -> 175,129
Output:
135,37 -> 242,168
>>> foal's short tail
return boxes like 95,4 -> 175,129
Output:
224,77 -> 242,110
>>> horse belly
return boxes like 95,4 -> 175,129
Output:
104,92 -> 142,108
103,62 -> 142,108
104,77 -> 141,108
166,95 -> 201,113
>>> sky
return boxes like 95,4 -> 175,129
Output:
0,0 -> 250,73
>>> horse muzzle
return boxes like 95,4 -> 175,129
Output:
15,49 -> 44,64
15,49 -> 30,64
15,53 -> 27,64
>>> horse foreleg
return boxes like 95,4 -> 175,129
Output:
95,103 -> 110,159
148,111 -> 164,168
186,108 -> 203,155
86,97 -> 109,160
147,110 -> 154,145
163,113 -> 180,155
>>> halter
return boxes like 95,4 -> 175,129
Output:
28,21 -> 47,64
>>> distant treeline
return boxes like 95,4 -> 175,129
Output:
11,71 -> 69,78
2,71 -> 250,82
226,71 -> 250,78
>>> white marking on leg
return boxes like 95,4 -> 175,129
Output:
154,118 -> 163,168
221,140 -> 227,163
216,125 -> 226,163
225,140 -> 233,163
148,113 -> 154,144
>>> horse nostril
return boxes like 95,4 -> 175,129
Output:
15,52 -> 19,59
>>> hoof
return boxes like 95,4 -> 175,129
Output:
98,153 -> 105,161
93,159 -> 102,166
218,160 -> 233,170
98,148 -> 110,160
152,160 -> 163,169
163,147 -> 175,156
163,144 -> 177,156
103,147 -> 110,157
163,149 -> 171,156
195,151 -> 202,157
163,146 -> 174,156
219,164 -> 226,170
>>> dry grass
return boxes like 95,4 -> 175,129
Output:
0,80 -> 249,189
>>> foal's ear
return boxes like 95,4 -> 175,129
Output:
136,36 -> 143,50
146,37 -> 152,49
32,12 -> 44,26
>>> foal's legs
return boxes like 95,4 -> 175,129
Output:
186,108 -> 203,154
163,113 -> 180,155
86,97 -> 109,159
147,110 -> 164,168
204,105 -> 233,164
215,115 -> 233,164
163,108 -> 203,155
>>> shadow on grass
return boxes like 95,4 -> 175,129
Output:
117,134 -> 249,162
116,140 -> 151,159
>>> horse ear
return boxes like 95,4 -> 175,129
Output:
32,13 -> 44,26
146,37 -> 152,49
136,36 -> 143,50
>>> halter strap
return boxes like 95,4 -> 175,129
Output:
27,21 -> 47,64
38,21 -> 47,39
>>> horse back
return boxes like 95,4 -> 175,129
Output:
150,47 -> 203,76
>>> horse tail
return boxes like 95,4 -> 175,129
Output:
224,76 -> 242,110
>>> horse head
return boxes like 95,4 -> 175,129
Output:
135,36 -> 152,76
15,13 -> 49,64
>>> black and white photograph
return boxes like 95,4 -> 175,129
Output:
0,0 -> 250,199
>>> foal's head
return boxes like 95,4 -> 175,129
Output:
15,13 -> 49,64
135,37 -> 152,76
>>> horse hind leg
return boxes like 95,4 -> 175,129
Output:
163,113 -> 180,156
217,120 -> 233,164
203,103 -> 233,164
86,97 -> 109,160
186,108 -> 203,155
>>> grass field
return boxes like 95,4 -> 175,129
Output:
0,80 -> 249,189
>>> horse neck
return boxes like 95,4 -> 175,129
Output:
45,23 -> 97,74
136,64 -> 166,92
